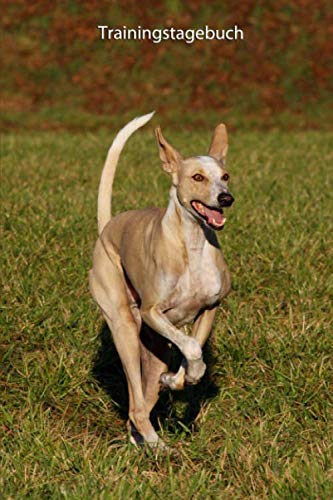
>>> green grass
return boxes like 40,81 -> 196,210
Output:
1,127 -> 333,498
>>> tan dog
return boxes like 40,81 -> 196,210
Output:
89,112 -> 234,447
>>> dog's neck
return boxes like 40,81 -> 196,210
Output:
162,186 -> 219,252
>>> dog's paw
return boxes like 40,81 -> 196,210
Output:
160,369 -> 185,391
185,358 -> 206,385
127,419 -> 167,450
127,420 -> 145,447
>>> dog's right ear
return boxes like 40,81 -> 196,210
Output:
208,123 -> 228,162
155,127 -> 182,174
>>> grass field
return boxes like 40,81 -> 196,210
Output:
1,125 -> 333,498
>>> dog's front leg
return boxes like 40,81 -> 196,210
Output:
160,307 -> 217,389
141,306 -> 206,384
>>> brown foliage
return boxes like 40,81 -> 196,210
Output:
1,0 -> 332,129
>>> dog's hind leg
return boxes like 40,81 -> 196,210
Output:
140,326 -> 170,414
89,244 -> 161,446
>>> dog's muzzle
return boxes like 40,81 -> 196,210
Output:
217,192 -> 234,207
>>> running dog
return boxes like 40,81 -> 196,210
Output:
89,112 -> 234,447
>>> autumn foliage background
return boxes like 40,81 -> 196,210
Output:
1,0 -> 332,132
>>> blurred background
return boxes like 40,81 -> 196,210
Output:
1,0 -> 332,132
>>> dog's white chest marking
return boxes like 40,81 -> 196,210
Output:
159,198 -> 224,326
187,244 -> 221,298
165,242 -> 222,325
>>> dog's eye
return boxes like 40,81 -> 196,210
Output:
222,173 -> 230,182
192,174 -> 205,182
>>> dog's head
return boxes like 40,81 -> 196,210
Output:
155,124 -> 234,230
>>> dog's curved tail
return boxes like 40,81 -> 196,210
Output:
97,111 -> 155,235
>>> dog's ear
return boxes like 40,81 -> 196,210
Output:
155,127 -> 182,174
208,124 -> 228,162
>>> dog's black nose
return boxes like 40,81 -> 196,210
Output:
218,192 -> 234,207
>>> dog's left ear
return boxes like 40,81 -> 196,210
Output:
208,124 -> 228,162
155,127 -> 182,175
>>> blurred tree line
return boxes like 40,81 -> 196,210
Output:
1,0 -> 332,130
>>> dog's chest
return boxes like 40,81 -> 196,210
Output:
166,247 -> 222,325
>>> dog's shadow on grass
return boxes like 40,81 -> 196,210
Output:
92,321 -> 220,434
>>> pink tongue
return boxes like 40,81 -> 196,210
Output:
204,207 -> 223,225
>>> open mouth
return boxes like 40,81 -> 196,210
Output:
191,200 -> 226,230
